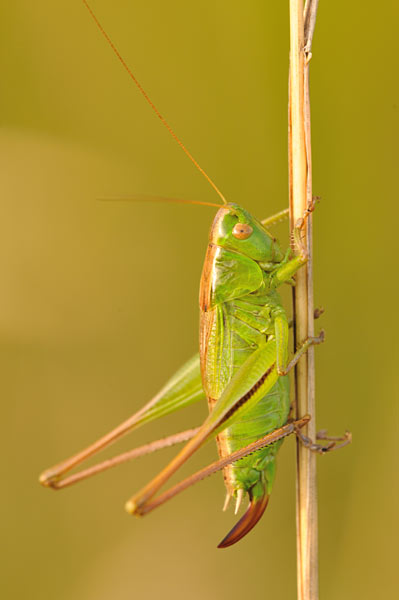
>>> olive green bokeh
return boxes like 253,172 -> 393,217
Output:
1,2 -> 397,599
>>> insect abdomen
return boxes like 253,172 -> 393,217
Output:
219,375 -> 290,497
202,287 -> 291,499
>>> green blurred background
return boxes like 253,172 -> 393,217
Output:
1,1 -> 397,599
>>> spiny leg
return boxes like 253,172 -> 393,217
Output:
290,195 -> 318,260
261,196 -> 319,231
39,354 -> 204,487
277,329 -> 325,376
270,198 -> 317,286
49,428 -> 199,490
273,308 -> 324,378
133,416 -> 310,517
39,412 -> 151,488
261,208 -> 289,228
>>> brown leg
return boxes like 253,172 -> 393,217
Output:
42,428 -> 199,490
295,426 -> 352,454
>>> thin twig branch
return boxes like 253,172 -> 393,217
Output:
289,1 -> 320,599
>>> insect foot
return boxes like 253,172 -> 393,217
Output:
296,196 -> 319,231
277,330 -> 325,376
295,427 -> 352,454
288,307 -> 325,330
313,329 -> 325,344
313,306 -> 325,320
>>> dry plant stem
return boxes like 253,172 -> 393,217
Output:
289,1 -> 320,599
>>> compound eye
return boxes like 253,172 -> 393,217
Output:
232,223 -> 253,240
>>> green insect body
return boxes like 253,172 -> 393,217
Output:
40,200 -> 308,548
197,203 -> 294,546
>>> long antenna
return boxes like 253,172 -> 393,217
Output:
99,195 -> 225,210
81,0 -> 227,206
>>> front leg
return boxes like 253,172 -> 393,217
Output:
271,198 -> 317,286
